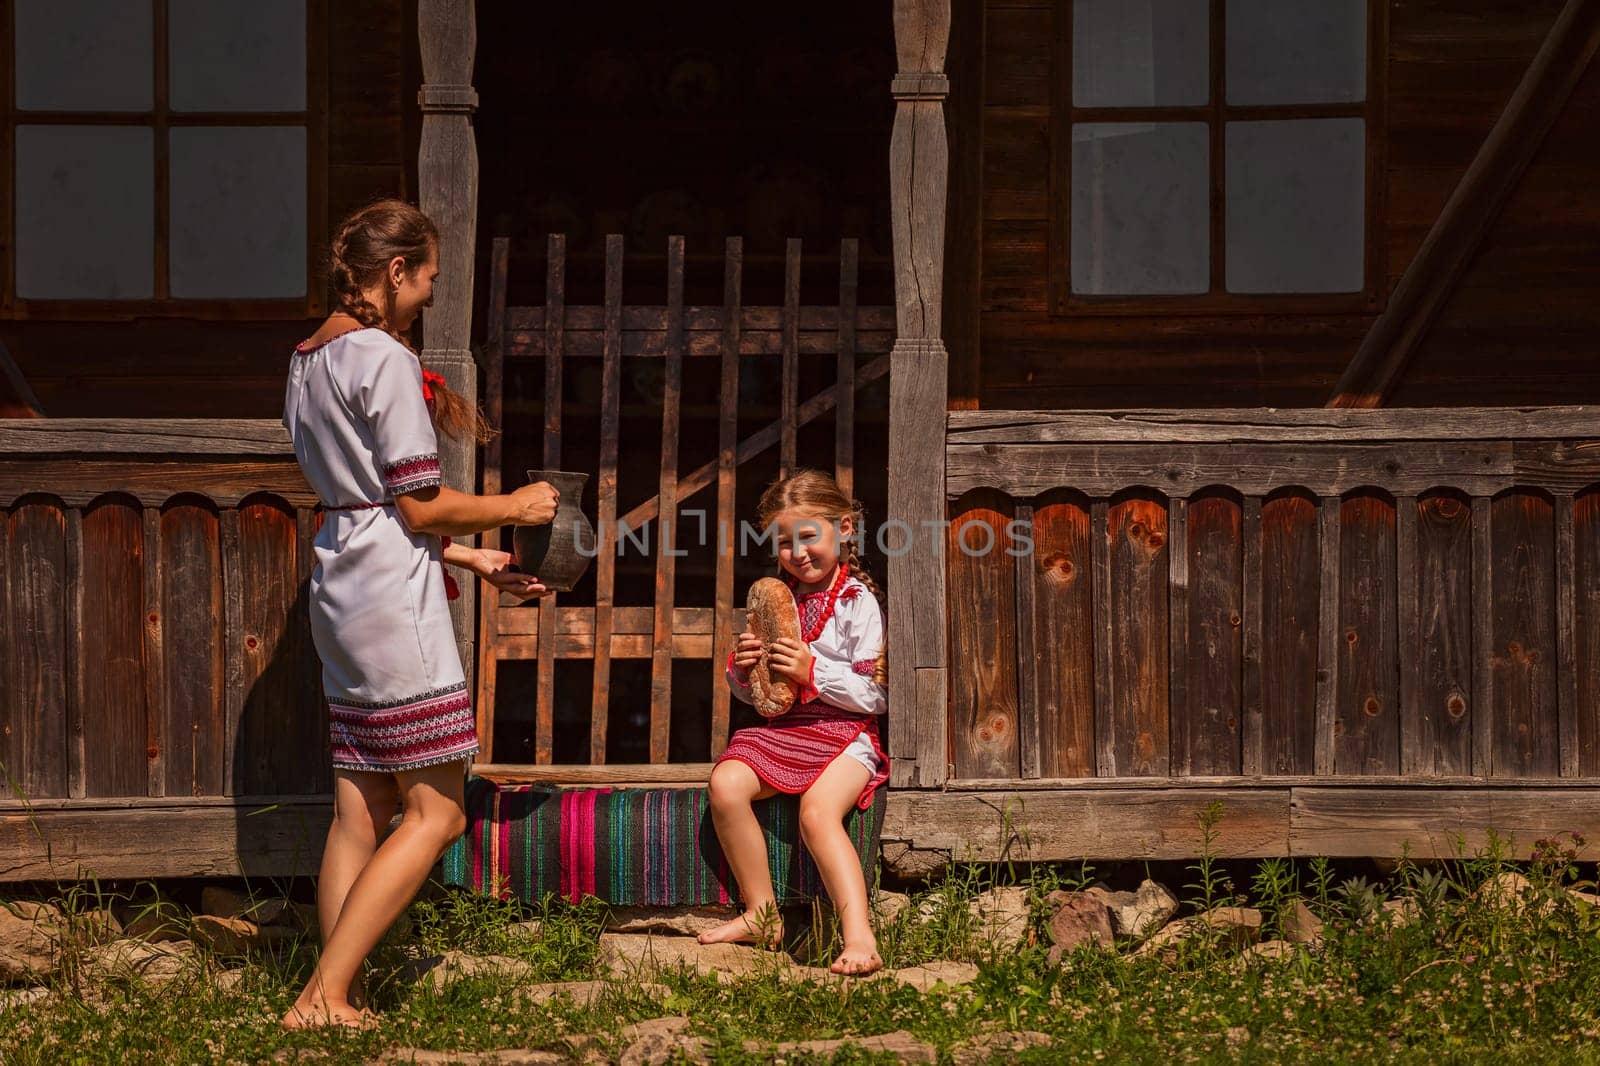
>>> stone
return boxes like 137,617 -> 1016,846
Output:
867,960 -> 980,992
507,920 -> 544,941
603,906 -> 733,938
1085,880 -> 1177,939
0,986 -> 51,1013
872,890 -> 912,926
968,886 -> 1032,947
511,980 -> 669,1007
0,901 -> 61,982
599,932 -> 802,982
376,1051 -> 566,1066
1044,891 -> 1115,964
742,1030 -> 935,1063
190,915 -> 302,956
214,969 -> 248,992
84,939 -> 197,986
200,886 -> 295,925
1380,897 -> 1421,927
618,1016 -> 709,1066
1569,888 -> 1600,909
117,899 -> 187,943
404,951 -> 537,989
1476,872 -> 1535,913
1133,907 -> 1262,964
69,907 -> 123,946
949,1030 -> 1054,1065
1237,940 -> 1299,966
1282,900 -> 1324,945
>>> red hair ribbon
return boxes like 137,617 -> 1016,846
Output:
421,368 -> 447,403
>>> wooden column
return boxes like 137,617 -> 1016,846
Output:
888,0 -> 952,787
417,1 -> 481,695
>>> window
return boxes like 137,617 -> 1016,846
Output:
1050,0 -> 1384,313
2,0 -> 326,317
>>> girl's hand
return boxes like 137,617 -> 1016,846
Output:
766,637 -> 813,685
509,481 -> 559,526
731,631 -> 763,679
467,548 -> 548,600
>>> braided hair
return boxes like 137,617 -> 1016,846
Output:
328,200 -> 490,443
757,469 -> 888,684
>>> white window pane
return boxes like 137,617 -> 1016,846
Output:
15,0 -> 153,111
1073,0 -> 1208,107
1226,119 -> 1365,294
16,126 -> 154,299
169,127 -> 307,298
169,0 -> 306,112
1071,122 -> 1209,295
1227,0 -> 1366,105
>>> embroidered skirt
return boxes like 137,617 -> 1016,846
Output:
328,682 -> 479,773
718,706 -> 889,810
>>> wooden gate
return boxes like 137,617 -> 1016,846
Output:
475,234 -> 894,772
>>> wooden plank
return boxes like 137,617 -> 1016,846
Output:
64,510 -> 85,799
0,419 -> 296,454
1489,492 -> 1559,776
1472,498 -> 1494,778
1290,787 -> 1600,859
947,494 -> 1020,779
475,236 -> 510,762
1329,0 -> 1600,407
1412,493 -> 1474,776
495,605 -> 714,639
835,240 -> 858,499
1336,495 -> 1400,776
945,440 -> 1600,499
1091,499 -> 1114,777
780,238 -> 800,479
1185,493 -> 1243,776
1030,492 -> 1095,778
1014,503 -> 1040,779
710,238 -> 742,758
590,235 -> 624,764
1261,493 -> 1319,776
220,509 -> 245,795
233,499 -> 309,795
1577,492 -> 1600,774
3,501 -> 69,799
1,798 -> 334,881
476,763 -> 715,786
160,501 -> 225,797
649,236 -> 686,765
1241,497 -> 1265,776
295,507 -> 328,796
141,508 -> 165,798
498,633 -> 714,661
1314,497 -> 1340,776
81,498 -> 147,797
1107,494 -> 1170,776
0,461 -> 316,508
1167,499 -> 1190,775
943,0 -> 984,408
946,407 -> 1600,443
1397,495 -> 1422,775
1557,494 -> 1579,778
535,234 -> 566,766
880,788 -> 1290,865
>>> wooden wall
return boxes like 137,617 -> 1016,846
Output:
0,0 -> 413,419
959,0 -> 1600,410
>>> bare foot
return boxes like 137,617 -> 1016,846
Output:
696,910 -> 784,949
829,942 -> 883,976
280,999 -> 377,1030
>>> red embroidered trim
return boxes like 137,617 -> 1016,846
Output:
851,660 -> 878,677
787,565 -> 850,643
293,326 -> 375,355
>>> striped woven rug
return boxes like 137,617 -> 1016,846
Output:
442,776 -> 887,906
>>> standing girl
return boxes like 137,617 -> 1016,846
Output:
699,470 -> 888,975
282,199 -> 558,1028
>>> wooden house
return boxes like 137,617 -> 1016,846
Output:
5,0 -> 1600,882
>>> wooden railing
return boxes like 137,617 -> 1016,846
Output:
477,234 -> 893,769
942,408 -> 1600,783
0,421 -> 325,803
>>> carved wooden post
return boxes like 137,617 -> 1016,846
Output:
888,0 -> 952,787
417,1 -> 480,696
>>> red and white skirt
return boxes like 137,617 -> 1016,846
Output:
328,682 -> 479,773
718,706 -> 889,810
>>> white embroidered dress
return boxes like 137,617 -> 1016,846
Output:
283,327 -> 479,772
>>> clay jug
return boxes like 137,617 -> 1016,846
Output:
512,470 -> 595,592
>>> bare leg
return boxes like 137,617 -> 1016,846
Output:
797,753 -> 880,975
698,760 -> 783,947
311,771 -> 399,1011
282,761 -> 467,1029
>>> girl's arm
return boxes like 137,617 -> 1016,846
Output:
443,540 -> 546,599
394,483 -> 556,538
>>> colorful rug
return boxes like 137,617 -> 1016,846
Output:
442,777 -> 886,906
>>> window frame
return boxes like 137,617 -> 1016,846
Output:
1048,0 -> 1388,316
0,0 -> 329,320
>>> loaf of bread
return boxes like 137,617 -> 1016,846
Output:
746,577 -> 800,718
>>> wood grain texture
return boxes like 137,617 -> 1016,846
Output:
1183,493 -> 1244,776
1260,493 -> 1320,775
158,500 -> 226,797
1027,492 -> 1095,778
947,493 -> 1020,779
474,237 -> 510,762
1576,491 -> 1600,774
80,498 -> 146,797
4,500 -> 69,799
590,236 -> 623,763
1411,493 -> 1474,776
1336,495 -> 1400,776
650,237 -> 686,765
1489,492 -> 1560,776
1106,494 -> 1169,776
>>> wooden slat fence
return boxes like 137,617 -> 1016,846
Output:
477,234 -> 893,767
0,421 -> 326,803
945,408 -> 1600,782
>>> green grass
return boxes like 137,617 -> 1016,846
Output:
7,826 -> 1600,1064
